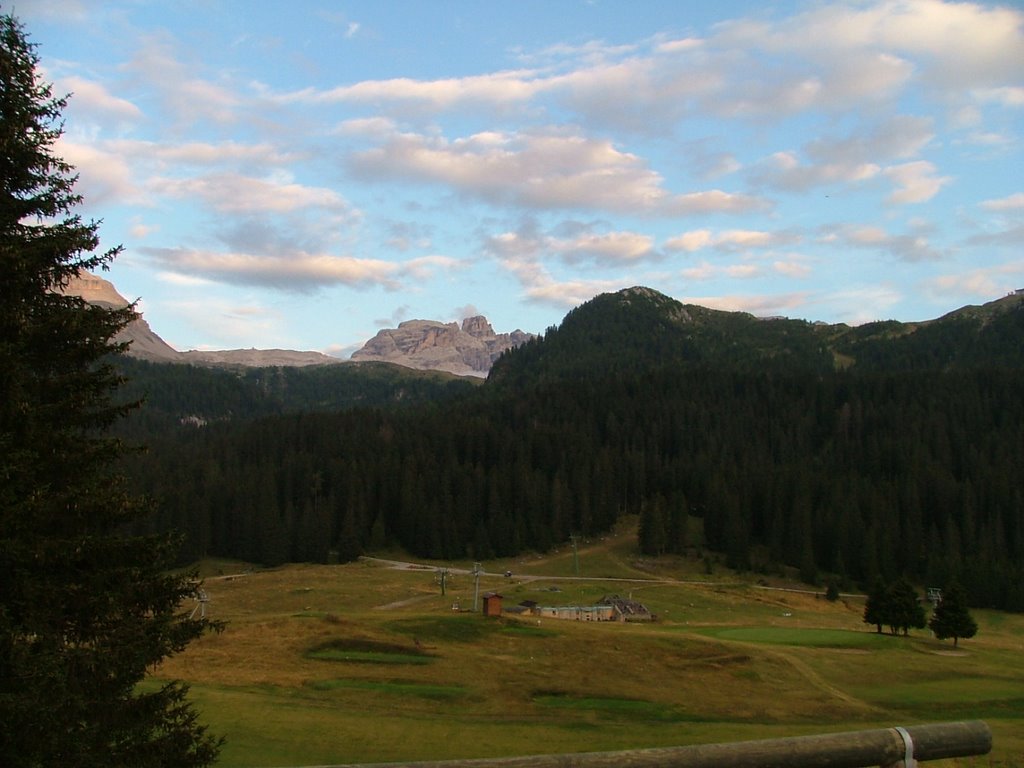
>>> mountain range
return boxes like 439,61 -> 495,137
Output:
61,273 -> 532,375
65,273 -> 1024,379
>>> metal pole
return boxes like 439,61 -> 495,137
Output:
472,562 -> 481,612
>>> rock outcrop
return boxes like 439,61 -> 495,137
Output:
351,316 -> 533,377
58,273 -> 339,367
56,272 -> 184,362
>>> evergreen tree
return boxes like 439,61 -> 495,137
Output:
886,577 -> 927,636
0,15 -> 220,766
929,581 -> 978,648
863,577 -> 888,633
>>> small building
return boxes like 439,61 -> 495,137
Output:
600,595 -> 654,622
482,592 -> 503,617
535,603 -> 616,621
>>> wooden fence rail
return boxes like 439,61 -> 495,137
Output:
309,721 -> 991,768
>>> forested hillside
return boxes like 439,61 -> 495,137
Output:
114,357 -> 478,437
122,288 -> 1024,610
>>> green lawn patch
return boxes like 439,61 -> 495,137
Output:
306,638 -> 433,665
308,679 -> 467,701
703,627 -> 885,648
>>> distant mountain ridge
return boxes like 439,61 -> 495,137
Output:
351,316 -> 535,377
60,273 -> 529,374
63,275 -> 1024,378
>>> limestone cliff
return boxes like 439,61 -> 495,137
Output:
351,316 -> 533,377
56,272 -> 183,362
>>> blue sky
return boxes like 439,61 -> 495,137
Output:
16,0 -> 1024,356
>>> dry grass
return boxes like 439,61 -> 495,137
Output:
153,531 -> 1024,767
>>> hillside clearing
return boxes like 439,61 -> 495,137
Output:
152,530 -> 1024,767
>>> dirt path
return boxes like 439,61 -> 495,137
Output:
765,645 -> 881,714
373,594 -> 435,611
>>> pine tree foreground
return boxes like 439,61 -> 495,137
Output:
0,14 -> 221,767
929,582 -> 978,649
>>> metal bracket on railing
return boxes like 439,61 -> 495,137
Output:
894,726 -> 916,768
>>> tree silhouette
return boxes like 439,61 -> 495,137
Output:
0,14 -> 220,766
929,582 -> 978,648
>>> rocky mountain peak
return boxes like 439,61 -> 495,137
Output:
56,272 -> 130,308
351,316 -> 534,377
462,315 -> 495,338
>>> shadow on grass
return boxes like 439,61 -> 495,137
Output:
307,678 -> 467,701
306,638 -> 434,665
532,690 -> 721,723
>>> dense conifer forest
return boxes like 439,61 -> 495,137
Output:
121,288 -> 1024,611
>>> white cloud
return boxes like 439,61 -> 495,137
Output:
56,138 -> 146,206
752,116 -> 937,194
973,86 -> 1024,107
138,141 -> 299,167
980,192 -> 1024,211
715,0 -> 1024,102
824,284 -> 904,325
349,128 -> 768,215
144,247 -> 401,292
520,274 -> 623,309
883,161 -> 951,204
162,297 -> 283,351
553,231 -> 656,265
773,258 -> 813,278
680,291 -> 813,317
149,172 -> 351,214
123,34 -> 243,126
823,223 -> 947,261
725,264 -> 760,278
258,0 -> 1023,134
665,230 -> 713,252
59,75 -> 143,122
283,69 -> 546,110
924,262 -> 1024,301
336,117 -> 399,137
753,150 -> 881,193
665,228 -> 800,252
129,216 -> 158,239
403,255 -> 462,280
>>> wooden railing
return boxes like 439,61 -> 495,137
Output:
314,721 -> 991,768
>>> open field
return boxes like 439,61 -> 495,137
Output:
154,529 -> 1024,767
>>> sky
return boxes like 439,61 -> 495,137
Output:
14,0 -> 1024,357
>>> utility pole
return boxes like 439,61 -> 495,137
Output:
189,588 -> 208,620
472,562 -> 482,611
436,567 -> 449,596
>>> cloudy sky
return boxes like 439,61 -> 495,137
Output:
18,0 -> 1024,356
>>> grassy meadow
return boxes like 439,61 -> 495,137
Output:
153,524 -> 1024,767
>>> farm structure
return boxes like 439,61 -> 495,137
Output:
517,594 -> 654,623
482,592 -> 503,617
536,604 -> 617,621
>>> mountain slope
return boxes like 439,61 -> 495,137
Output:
55,272 -> 183,362
490,286 -> 1024,387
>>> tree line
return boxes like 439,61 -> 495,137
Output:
124,361 -> 1024,611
